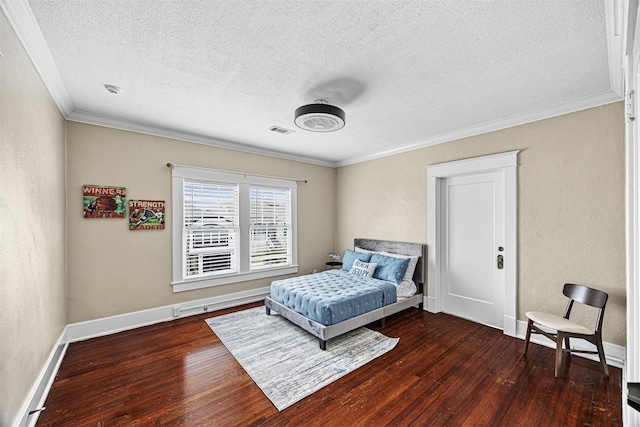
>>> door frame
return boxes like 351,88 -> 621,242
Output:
426,151 -> 519,336
624,2 -> 640,425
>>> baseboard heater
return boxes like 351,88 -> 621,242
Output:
173,303 -> 217,317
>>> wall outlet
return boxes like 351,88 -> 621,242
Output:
312,269 -> 317,274
172,306 -> 180,317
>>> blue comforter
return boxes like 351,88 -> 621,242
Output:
270,270 -> 397,326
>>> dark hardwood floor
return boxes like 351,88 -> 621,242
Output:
36,302 -> 622,426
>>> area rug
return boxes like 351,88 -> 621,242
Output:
205,306 -> 399,411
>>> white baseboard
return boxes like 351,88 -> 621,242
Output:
14,287 -> 269,427
424,295 -> 437,313
420,305 -> 625,369
66,286 -> 270,342
15,328 -> 69,427
515,319 -> 625,369
17,289 -> 625,427
503,315 -> 517,338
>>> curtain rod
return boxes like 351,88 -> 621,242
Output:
166,163 -> 308,184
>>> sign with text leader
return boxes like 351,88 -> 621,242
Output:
129,200 -> 165,231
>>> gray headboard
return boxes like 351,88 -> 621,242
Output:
353,238 -> 426,285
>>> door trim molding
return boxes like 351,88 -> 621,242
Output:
426,151 -> 519,336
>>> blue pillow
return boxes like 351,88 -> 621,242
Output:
370,253 -> 410,284
341,249 -> 372,271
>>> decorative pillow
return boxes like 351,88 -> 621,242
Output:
341,249 -> 372,271
370,253 -> 410,284
349,259 -> 377,278
380,251 -> 420,282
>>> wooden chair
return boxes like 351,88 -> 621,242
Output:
523,283 -> 609,378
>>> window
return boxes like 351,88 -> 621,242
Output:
183,181 -> 238,278
250,186 -> 291,269
172,166 -> 298,292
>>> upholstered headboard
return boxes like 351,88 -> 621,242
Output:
353,238 -> 426,285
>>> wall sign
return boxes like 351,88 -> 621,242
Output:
83,185 -> 126,218
129,200 -> 165,230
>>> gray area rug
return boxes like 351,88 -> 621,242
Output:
206,306 -> 399,411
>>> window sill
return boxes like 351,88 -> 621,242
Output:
171,265 -> 299,292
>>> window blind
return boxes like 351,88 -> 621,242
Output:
183,180 -> 239,278
249,185 -> 292,269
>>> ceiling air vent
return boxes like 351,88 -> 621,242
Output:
269,125 -> 295,135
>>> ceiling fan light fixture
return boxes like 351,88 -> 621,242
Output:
294,99 -> 345,132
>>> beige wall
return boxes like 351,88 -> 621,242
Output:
0,10 -> 67,426
336,103 -> 626,346
0,6 -> 626,422
65,122 -> 336,323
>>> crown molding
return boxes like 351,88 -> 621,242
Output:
4,0 -> 624,170
2,0 -> 336,168
336,89 -> 623,167
605,0 -> 624,96
67,110 -> 338,168
0,0 -> 74,115
71,88 -> 623,170
340,0 -> 626,167
339,0 -> 626,167
70,89 -> 621,170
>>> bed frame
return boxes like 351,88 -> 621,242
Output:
264,238 -> 425,350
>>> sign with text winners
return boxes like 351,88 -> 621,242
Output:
129,200 -> 165,230
83,185 -> 126,218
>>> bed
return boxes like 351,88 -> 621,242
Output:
264,238 -> 425,349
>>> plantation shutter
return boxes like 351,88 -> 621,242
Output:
183,180 -> 239,278
249,185 -> 292,269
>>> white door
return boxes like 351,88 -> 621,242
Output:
440,171 -> 505,329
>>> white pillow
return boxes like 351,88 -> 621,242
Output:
380,251 -> 420,282
396,280 -> 418,298
349,259 -> 377,278
354,246 -> 375,253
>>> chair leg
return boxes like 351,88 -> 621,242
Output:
555,332 -> 565,378
595,336 -> 610,378
524,320 -> 533,354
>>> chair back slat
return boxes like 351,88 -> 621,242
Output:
563,283 -> 608,308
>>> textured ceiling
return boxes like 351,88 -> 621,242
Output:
9,0 -> 623,166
